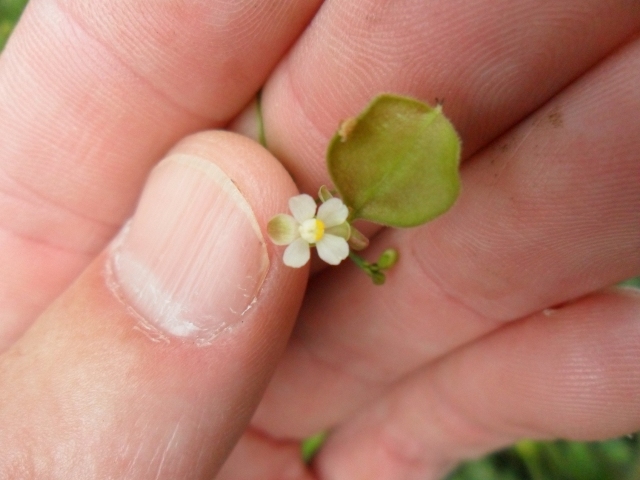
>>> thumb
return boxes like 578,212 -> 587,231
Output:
0,131 -> 306,478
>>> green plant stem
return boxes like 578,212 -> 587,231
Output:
348,252 -> 385,284
256,89 -> 267,148
301,431 -> 327,463
514,440 -> 548,480
348,251 -> 370,270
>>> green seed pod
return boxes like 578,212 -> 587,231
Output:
327,94 -> 461,227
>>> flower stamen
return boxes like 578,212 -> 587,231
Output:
299,218 -> 325,244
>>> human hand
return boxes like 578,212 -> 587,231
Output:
220,0 -> 640,478
0,1 -> 639,479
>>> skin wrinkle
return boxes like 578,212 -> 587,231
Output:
53,0 -> 323,121
387,377 -> 499,468
282,62 -> 330,160
404,229 -> 508,333
350,284 -> 424,382
0,225 -> 101,261
0,168 -> 119,255
263,66 -> 329,192
407,228 -> 513,325
50,0 -> 214,123
293,324 -> 384,391
426,367 -> 525,452
253,329 -> 386,440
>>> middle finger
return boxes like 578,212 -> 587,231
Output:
257,0 -> 640,194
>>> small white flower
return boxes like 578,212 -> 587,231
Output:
267,194 -> 351,268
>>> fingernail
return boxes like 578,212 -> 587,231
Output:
109,153 -> 269,344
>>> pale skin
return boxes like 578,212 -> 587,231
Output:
0,0 -> 639,479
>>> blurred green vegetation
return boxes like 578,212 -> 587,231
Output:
621,277 -> 640,289
300,432 -> 640,479
447,436 -> 640,480
2,2 -> 640,478
0,0 -> 27,50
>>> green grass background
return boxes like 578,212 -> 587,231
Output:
0,0 -> 24,50
2,1 -> 640,478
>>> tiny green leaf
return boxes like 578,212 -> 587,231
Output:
327,94 -> 461,227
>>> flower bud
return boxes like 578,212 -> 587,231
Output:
377,248 -> 399,270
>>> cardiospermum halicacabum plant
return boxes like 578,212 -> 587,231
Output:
267,93 -> 462,284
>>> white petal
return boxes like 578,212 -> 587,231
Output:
289,194 -> 317,223
316,234 -> 349,265
267,214 -> 299,245
283,238 -> 311,268
316,198 -> 349,228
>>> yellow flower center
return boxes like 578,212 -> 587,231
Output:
299,218 -> 325,244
